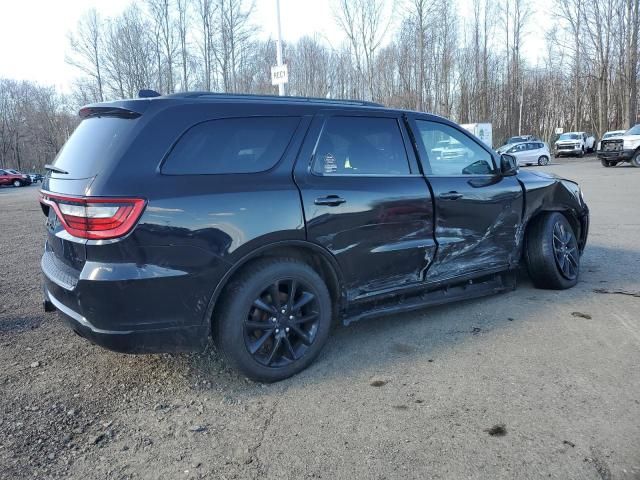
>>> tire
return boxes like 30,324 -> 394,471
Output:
538,156 -> 549,166
578,148 -> 584,158
215,257 -> 332,382
526,212 -> 580,290
631,150 -> 640,167
12,180 -> 21,187
600,159 -> 611,167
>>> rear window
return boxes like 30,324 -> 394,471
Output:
51,117 -> 135,179
162,117 -> 300,175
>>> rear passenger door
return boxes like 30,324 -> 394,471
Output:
294,112 -> 436,299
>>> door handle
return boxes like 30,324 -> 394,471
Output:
314,195 -> 346,206
438,191 -> 463,200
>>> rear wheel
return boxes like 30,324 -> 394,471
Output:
538,155 -> 549,166
526,212 -> 580,290
631,150 -> 640,167
215,258 -> 332,382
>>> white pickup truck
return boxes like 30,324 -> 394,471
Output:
554,132 -> 596,157
597,124 -> 640,167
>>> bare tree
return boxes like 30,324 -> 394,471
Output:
66,9 -> 104,102
334,0 -> 391,100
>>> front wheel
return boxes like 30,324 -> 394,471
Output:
215,258 -> 332,382
526,212 -> 580,290
538,156 -> 549,166
601,159 -> 611,167
631,150 -> 640,167
12,179 -> 21,187
578,148 -> 585,158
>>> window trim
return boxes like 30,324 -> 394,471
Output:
309,114 -> 420,178
409,116 -> 499,177
159,115 -> 302,176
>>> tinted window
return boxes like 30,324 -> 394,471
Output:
51,117 -> 135,179
163,117 -> 300,175
415,121 -> 495,175
312,117 -> 410,175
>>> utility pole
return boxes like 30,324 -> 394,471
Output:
276,0 -> 285,96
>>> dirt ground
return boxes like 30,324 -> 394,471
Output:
1,156 -> 639,480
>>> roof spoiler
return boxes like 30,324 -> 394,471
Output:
78,106 -> 142,119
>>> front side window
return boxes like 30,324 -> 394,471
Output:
162,116 -> 300,175
312,116 -> 410,175
415,120 -> 496,175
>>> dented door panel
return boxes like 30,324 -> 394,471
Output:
294,113 -> 437,300
425,175 -> 524,281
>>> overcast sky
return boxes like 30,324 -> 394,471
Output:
0,0 -> 550,93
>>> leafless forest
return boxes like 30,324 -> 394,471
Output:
0,0 -> 638,171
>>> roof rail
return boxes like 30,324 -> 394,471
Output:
165,91 -> 383,107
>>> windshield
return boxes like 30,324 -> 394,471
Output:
624,124 -> 640,136
507,136 -> 527,144
603,131 -> 623,139
559,133 -> 580,140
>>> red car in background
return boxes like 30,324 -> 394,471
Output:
0,169 -> 32,187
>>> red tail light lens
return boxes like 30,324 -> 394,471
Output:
40,192 -> 146,240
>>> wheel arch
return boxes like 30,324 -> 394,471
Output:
204,240 -> 346,333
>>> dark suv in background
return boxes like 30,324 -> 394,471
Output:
41,93 -> 589,382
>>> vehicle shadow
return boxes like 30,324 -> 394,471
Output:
169,242 -> 638,391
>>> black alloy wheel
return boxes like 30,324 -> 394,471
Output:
244,279 -> 321,367
551,220 -> 578,281
215,258 -> 332,382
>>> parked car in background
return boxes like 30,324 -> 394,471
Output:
554,132 -> 596,157
596,130 -> 626,152
0,169 -> 32,187
28,172 -> 44,183
505,135 -> 542,145
497,141 -> 551,166
598,124 -> 640,167
40,92 -> 589,382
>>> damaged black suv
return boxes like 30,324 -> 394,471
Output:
41,93 -> 589,382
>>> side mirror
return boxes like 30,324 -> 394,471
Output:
500,153 -> 519,176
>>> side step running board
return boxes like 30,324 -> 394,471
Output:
343,271 -> 516,326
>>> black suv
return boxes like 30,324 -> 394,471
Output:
41,93 -> 589,382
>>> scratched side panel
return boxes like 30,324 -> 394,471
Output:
297,176 -> 437,300
426,175 -> 524,282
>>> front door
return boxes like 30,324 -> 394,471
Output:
294,113 -> 436,300
409,117 -> 524,282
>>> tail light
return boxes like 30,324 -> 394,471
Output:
40,192 -> 146,240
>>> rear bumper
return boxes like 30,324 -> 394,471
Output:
597,149 -> 635,161
44,287 -> 209,353
41,247 -> 225,354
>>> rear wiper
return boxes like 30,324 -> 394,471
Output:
44,164 -> 69,175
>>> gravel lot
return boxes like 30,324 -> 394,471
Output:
1,156 -> 639,480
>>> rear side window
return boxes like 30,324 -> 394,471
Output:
312,116 -> 410,175
162,117 -> 300,175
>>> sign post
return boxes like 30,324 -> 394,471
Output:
274,0 -> 287,96
271,64 -> 289,88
